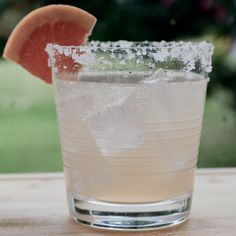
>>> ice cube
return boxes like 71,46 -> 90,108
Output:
84,83 -> 143,156
88,104 -> 143,156
142,68 -> 169,84
79,83 -> 137,121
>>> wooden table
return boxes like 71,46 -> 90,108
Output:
0,168 -> 236,236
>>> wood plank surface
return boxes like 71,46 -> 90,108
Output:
0,168 -> 236,236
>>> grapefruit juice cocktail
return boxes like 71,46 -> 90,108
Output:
47,41 -> 214,230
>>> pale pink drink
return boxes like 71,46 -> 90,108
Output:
47,41 -> 213,230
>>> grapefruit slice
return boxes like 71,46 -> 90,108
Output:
3,4 -> 97,83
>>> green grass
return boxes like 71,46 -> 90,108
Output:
199,91 -> 236,167
0,61 -> 236,173
0,61 -> 61,173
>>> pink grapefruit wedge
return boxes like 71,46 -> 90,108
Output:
3,4 -> 97,83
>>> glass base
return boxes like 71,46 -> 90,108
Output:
67,193 -> 191,231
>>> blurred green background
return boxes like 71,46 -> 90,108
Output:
0,0 -> 236,173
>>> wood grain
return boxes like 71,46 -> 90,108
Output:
0,168 -> 236,236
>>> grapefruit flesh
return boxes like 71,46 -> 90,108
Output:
3,5 -> 97,83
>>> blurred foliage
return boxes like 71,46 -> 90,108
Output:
1,0 -> 236,171
0,0 -> 236,107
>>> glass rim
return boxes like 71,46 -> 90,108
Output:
46,40 -> 214,75
46,40 -> 214,51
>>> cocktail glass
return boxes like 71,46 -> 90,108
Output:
47,41 -> 213,231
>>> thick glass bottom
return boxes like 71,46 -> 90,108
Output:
67,193 -> 191,231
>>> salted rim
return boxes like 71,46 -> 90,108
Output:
47,40 -> 213,50
46,40 -> 214,74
